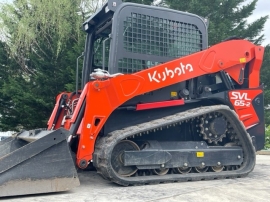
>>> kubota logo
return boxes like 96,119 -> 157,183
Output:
148,63 -> 194,83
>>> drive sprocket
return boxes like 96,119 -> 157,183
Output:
199,113 -> 227,144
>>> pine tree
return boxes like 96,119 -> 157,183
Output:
0,42 -> 8,88
0,41 -> 23,130
261,45 -> 270,125
161,0 -> 268,45
0,0 -> 88,130
0,40 -> 86,130
0,42 -> 10,131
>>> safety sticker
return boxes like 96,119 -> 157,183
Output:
196,152 -> 204,158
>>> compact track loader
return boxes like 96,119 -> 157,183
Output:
0,0 -> 265,197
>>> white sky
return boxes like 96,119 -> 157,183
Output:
247,0 -> 270,46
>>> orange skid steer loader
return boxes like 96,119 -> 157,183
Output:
0,0 -> 265,197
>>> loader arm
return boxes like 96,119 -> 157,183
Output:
75,39 -> 264,168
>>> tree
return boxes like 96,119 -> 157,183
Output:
264,125 -> 270,149
0,41 -> 13,131
0,0 -> 95,130
260,45 -> 270,125
0,0 -> 85,68
161,0 -> 268,45
0,42 -> 8,89
0,40 -> 86,130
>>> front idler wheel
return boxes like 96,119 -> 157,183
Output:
111,140 -> 140,177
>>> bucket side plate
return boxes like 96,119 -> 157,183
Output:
0,128 -> 80,197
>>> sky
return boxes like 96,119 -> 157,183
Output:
247,0 -> 270,46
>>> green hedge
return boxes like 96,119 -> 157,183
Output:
265,126 -> 270,149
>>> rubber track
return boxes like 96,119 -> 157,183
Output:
93,105 -> 256,186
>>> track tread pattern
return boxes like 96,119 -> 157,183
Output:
94,105 -> 256,186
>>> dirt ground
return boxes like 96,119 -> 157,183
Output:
3,154 -> 270,202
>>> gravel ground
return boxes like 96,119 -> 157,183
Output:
2,155 -> 270,202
